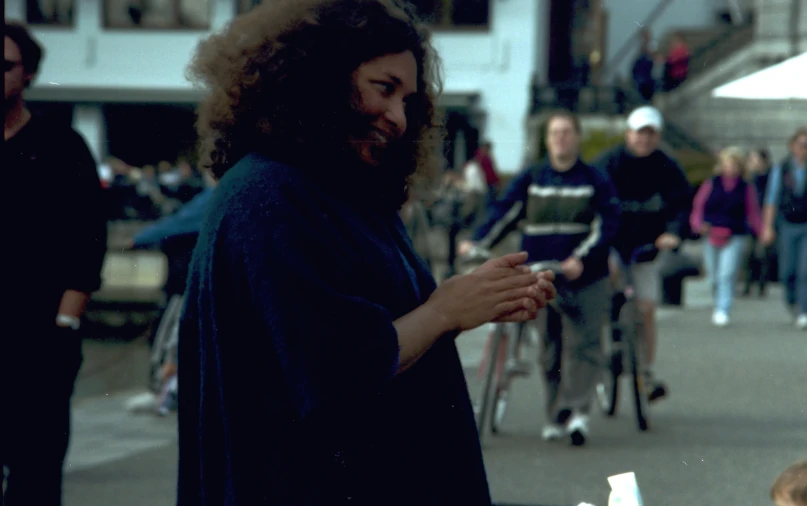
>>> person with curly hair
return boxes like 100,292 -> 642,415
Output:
177,1 -> 556,505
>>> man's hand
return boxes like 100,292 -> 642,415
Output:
560,256 -> 584,281
457,240 -> 475,257
698,223 -> 711,236
761,226 -> 776,246
655,233 -> 681,250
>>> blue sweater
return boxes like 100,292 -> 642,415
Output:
177,153 -> 491,505
473,159 -> 621,286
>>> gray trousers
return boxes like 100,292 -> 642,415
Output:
537,278 -> 609,422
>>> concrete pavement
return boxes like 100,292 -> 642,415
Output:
61,274 -> 806,506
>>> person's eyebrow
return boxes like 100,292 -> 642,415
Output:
384,72 -> 416,95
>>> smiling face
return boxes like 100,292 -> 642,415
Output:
349,51 -> 418,167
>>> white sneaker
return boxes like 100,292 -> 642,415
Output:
541,424 -> 564,441
797,314 -> 807,330
567,413 -> 590,446
124,391 -> 158,414
712,311 -> 729,327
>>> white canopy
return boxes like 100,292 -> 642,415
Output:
711,52 -> 807,100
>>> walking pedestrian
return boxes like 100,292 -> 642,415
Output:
460,110 -> 621,446
743,148 -> 775,296
690,147 -> 762,326
3,22 -> 108,506
177,1 -> 556,505
761,128 -> 807,330
663,32 -> 689,92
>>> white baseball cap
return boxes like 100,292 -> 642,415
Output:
627,106 -> 664,131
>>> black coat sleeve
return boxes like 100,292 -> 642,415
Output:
63,129 -> 108,294
226,180 -> 401,420
661,156 -> 693,238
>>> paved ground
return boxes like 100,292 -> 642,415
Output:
61,264 -> 806,506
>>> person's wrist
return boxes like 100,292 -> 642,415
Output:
423,296 -> 456,335
56,314 -> 81,330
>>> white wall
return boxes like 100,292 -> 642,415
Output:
4,0 -> 232,90
604,0 -> 717,81
432,0 -> 539,173
6,0 -> 540,173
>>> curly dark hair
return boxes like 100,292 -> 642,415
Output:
187,0 -> 443,208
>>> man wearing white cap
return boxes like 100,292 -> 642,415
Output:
594,105 -> 692,401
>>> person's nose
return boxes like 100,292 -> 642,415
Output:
384,99 -> 407,137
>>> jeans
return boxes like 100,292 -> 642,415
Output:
778,220 -> 807,314
703,235 -> 748,313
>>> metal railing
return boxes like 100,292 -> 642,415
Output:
601,0 -> 675,80
686,20 -> 755,82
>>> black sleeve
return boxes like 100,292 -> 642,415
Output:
662,156 -> 693,239
63,129 -> 108,294
227,181 -> 400,420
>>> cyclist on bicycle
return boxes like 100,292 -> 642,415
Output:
593,106 -> 692,401
459,110 -> 620,445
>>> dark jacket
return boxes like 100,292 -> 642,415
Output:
472,158 -> 621,287
593,145 -> 692,262
178,153 -> 490,506
6,115 -> 108,328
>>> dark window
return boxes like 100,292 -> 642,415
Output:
26,0 -> 75,26
408,0 -> 490,29
103,0 -> 211,29
104,104 -> 198,168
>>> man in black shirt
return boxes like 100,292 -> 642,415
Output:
3,22 -> 107,506
594,106 -> 691,400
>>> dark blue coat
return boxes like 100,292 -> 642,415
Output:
177,153 -> 491,505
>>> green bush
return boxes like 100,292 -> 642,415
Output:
581,130 -> 624,164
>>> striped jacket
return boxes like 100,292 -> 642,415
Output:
472,159 -> 621,287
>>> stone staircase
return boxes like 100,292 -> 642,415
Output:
654,0 -> 807,161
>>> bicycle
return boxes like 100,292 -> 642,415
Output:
595,244 -> 662,432
458,247 -> 565,438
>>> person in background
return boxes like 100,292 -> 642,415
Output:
761,128 -> 807,330
771,460 -> 807,506
690,147 -> 762,327
3,21 -> 108,506
593,105 -> 691,400
632,29 -> 657,103
663,32 -> 690,92
460,110 -> 621,446
474,140 -> 500,204
743,148 -> 774,297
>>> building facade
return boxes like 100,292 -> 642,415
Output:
6,0 -> 549,174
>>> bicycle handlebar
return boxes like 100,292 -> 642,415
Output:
626,244 -> 661,265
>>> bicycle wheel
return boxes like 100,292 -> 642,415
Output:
595,323 -> 620,417
476,323 -> 506,437
490,322 -> 524,434
624,305 -> 649,432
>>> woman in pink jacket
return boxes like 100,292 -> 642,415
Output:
691,147 -> 762,326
